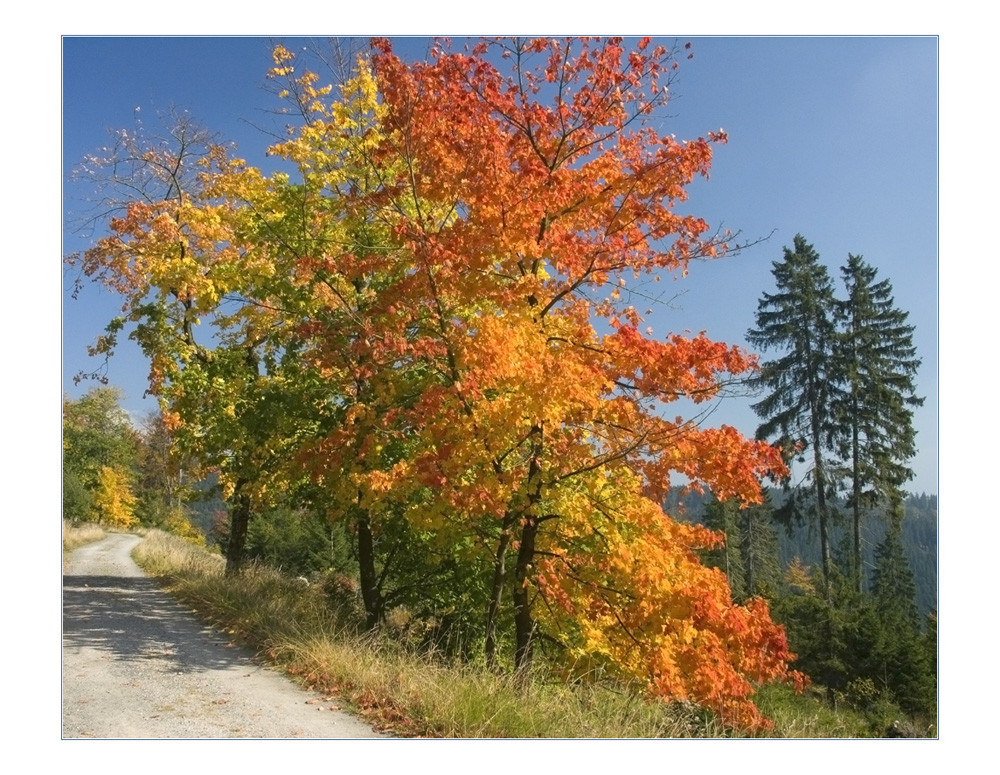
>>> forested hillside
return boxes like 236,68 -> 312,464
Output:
666,489 -> 938,615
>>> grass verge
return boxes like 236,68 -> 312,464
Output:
129,529 -> 886,738
62,520 -> 106,556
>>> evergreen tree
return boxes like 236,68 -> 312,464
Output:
871,523 -> 920,629
870,524 -> 936,715
770,559 -> 853,701
924,609 -> 937,679
834,254 -> 923,593
740,492 -> 783,599
747,235 -> 841,597
702,496 -> 747,600
703,493 -> 782,602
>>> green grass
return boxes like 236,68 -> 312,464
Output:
128,529 -> 905,738
751,684 -> 876,738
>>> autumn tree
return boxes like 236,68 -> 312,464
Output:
62,388 -> 140,524
833,254 -> 923,593
347,36 -> 803,728
92,465 -> 138,528
747,234 -> 841,597
255,46 -> 446,624
132,411 -> 208,541
67,37 -> 804,730
135,412 -> 179,524
66,101 -> 358,574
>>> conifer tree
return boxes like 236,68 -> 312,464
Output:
834,254 -> 923,593
870,524 -> 936,714
924,609 -> 937,679
702,496 -> 747,600
747,235 -> 841,597
871,522 -> 920,629
703,493 -> 781,602
740,492 -> 782,599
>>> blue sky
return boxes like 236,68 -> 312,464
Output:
61,35 -> 939,494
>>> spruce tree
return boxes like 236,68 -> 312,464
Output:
702,496 -> 747,600
703,494 -> 782,603
747,235 -> 841,597
870,524 -> 936,715
834,254 -> 923,593
871,521 -> 920,628
739,492 -> 782,599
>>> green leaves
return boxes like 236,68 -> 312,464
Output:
68,38 -> 803,729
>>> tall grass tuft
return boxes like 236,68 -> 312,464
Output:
62,520 -> 106,555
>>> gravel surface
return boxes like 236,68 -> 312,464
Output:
62,532 -> 387,739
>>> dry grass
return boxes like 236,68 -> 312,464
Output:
750,683 -> 873,738
62,520 -> 106,556
269,633 -> 722,738
132,528 -> 225,578
128,529 -> 877,738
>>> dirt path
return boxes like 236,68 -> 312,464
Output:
62,532 -> 386,739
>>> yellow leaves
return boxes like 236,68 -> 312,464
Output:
72,38 -> 798,731
783,557 -> 816,595
271,44 -> 294,65
268,45 -> 295,78
93,465 -> 138,529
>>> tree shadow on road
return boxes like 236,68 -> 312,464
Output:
63,574 -> 257,673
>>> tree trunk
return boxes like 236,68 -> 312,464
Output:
356,509 -> 384,630
484,511 -> 515,671
810,402 -> 833,601
512,427 -> 544,677
512,514 -> 539,677
851,405 -> 863,595
225,478 -> 252,576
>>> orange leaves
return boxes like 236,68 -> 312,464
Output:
71,37 -> 798,731
108,200 -> 154,237
530,490 -> 799,731
604,325 -> 755,403
368,36 -> 728,306
349,39 -> 795,728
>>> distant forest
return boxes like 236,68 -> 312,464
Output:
665,489 -> 938,616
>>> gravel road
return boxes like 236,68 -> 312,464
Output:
62,532 -> 386,739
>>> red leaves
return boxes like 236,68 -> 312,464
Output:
108,201 -> 154,236
603,325 -> 759,408
356,38 -> 796,728
76,37 -> 798,732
